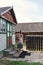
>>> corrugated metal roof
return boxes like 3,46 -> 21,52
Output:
15,23 -> 43,32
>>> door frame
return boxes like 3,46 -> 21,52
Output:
6,22 -> 12,48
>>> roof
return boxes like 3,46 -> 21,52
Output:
0,6 -> 12,15
0,6 -> 17,24
15,22 -> 43,32
26,35 -> 43,37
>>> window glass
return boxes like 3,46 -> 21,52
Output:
7,32 -> 9,36
10,33 -> 12,36
0,18 -> 6,32
10,24 -> 12,32
12,25 -> 15,32
7,23 -> 10,31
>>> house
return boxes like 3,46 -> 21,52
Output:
0,6 -> 17,51
15,23 -> 43,51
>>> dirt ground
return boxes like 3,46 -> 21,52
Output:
3,43 -> 43,64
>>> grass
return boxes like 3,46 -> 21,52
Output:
0,60 -> 43,65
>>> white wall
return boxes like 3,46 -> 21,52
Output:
12,34 -> 15,45
0,34 -> 6,51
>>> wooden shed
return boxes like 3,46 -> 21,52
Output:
15,23 -> 43,51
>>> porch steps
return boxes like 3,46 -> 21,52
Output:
9,50 -> 17,55
4,48 -> 12,52
13,51 -> 22,58
3,48 -> 12,57
3,48 -> 23,58
3,48 -> 31,58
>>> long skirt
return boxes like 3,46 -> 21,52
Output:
17,43 -> 23,49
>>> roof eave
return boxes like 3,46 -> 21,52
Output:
0,6 -> 17,25
0,15 -> 17,25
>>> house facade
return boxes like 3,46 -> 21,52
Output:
15,23 -> 43,51
0,6 -> 17,51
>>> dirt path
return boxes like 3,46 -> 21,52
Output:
3,52 -> 43,64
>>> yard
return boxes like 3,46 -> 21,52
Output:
0,60 -> 43,65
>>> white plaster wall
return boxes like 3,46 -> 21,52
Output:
12,34 -> 15,45
0,34 -> 6,51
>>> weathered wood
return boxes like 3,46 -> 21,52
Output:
26,36 -> 43,51
13,51 -> 22,58
9,50 -> 17,55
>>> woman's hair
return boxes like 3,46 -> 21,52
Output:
20,35 -> 22,37
20,30 -> 22,33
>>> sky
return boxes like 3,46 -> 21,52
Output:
0,0 -> 43,23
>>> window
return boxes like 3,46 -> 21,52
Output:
0,18 -> 6,33
10,33 -> 12,36
10,24 -> 12,32
7,23 -> 12,32
12,25 -> 15,32
7,32 -> 9,36
7,23 -> 9,31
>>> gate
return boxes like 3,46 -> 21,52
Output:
26,36 -> 43,51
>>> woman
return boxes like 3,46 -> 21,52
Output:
17,30 -> 23,50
